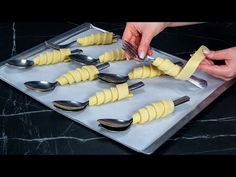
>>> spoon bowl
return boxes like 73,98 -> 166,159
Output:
6,59 -> 34,68
70,54 -> 99,65
24,81 -> 58,92
98,73 -> 129,84
98,118 -> 133,131
53,100 -> 89,111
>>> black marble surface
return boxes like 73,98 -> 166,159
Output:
0,22 -> 236,155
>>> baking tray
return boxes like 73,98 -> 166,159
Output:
0,23 -> 235,154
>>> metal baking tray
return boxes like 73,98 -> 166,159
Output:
0,23 -> 235,154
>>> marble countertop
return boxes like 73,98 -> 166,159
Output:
0,22 -> 236,155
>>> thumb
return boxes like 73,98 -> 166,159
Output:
203,48 -> 232,60
137,34 -> 153,59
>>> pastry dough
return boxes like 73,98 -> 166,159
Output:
56,65 -> 99,85
33,49 -> 71,66
77,32 -> 117,46
132,99 -> 174,124
99,49 -> 126,63
128,64 -> 163,80
89,83 -> 133,106
152,45 -> 208,80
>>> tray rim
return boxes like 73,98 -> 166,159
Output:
0,22 -> 235,155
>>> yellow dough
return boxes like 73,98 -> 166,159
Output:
152,45 -> 208,80
99,48 -> 126,63
128,64 -> 163,80
33,49 -> 71,66
77,32 -> 117,46
56,65 -> 99,85
132,99 -> 174,124
89,83 -> 133,106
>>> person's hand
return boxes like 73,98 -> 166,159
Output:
198,47 -> 236,81
122,22 -> 168,60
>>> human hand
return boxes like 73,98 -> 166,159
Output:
122,22 -> 168,60
198,47 -> 236,81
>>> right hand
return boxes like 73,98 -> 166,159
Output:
198,47 -> 236,81
122,22 -> 169,60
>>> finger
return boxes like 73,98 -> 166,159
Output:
198,65 -> 227,80
203,48 -> 233,60
137,34 -> 153,59
130,35 -> 138,46
200,58 -> 214,65
198,64 -> 231,78
122,24 -> 133,42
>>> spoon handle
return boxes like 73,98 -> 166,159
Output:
96,62 -> 110,71
173,96 -> 190,106
128,81 -> 145,91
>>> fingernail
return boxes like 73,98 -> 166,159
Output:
139,51 -> 145,59
203,48 -> 211,55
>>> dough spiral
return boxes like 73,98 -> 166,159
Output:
33,49 -> 71,66
89,83 -> 133,106
128,64 -> 163,80
132,99 -> 174,124
77,32 -> 117,46
99,49 -> 126,63
56,65 -> 99,85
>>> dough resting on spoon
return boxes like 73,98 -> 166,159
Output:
152,45 -> 208,80
33,49 -> 71,66
56,65 -> 99,85
132,99 -> 174,124
89,83 -> 133,106
99,48 -> 126,63
128,64 -> 163,80
77,32 -> 117,46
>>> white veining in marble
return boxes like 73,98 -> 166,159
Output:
67,21 -> 80,26
0,136 -> 105,143
0,135 -> 106,154
61,122 -> 74,135
11,22 -> 16,56
187,147 -> 236,154
195,116 -> 236,122
170,134 -> 236,141
0,110 -> 52,117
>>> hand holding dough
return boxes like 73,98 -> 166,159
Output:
77,32 -> 117,46
89,83 -> 133,106
128,64 -> 163,80
56,65 -> 99,85
99,48 -> 126,63
152,45 -> 208,80
33,49 -> 71,66
132,99 -> 174,124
